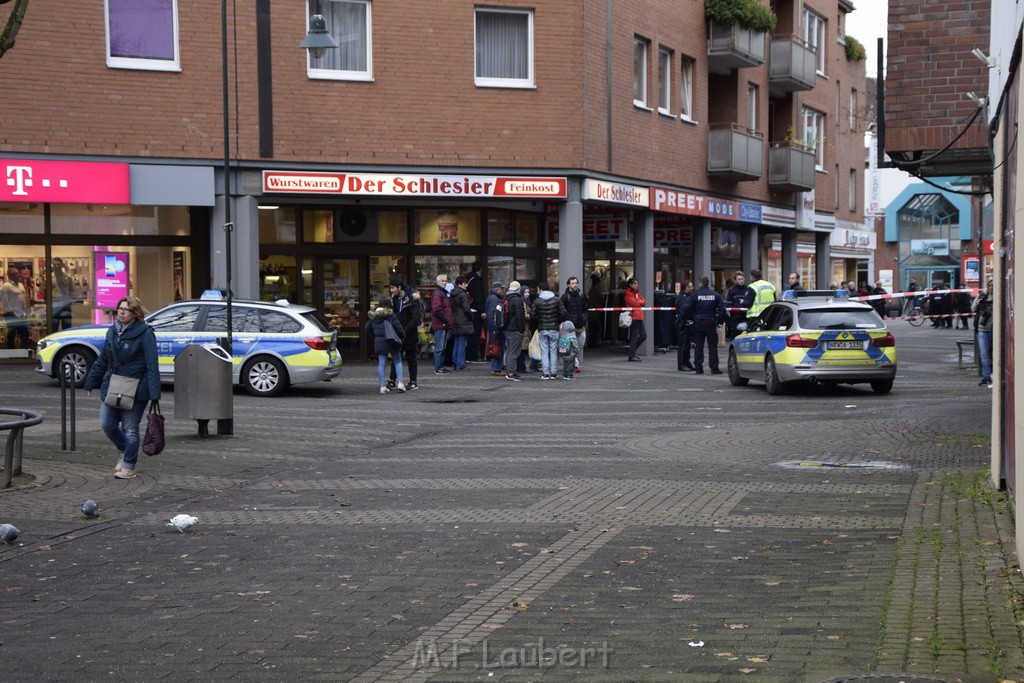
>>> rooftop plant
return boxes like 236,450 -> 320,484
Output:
844,35 -> 867,62
705,0 -> 778,33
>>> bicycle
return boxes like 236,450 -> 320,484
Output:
905,299 -> 926,327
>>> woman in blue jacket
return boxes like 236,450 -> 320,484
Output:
84,295 -> 161,479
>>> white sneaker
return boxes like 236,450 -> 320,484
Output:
380,386 -> 390,394
396,382 -> 407,393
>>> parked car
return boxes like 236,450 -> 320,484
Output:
728,290 -> 897,395
36,293 -> 341,397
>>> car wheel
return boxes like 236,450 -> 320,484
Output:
728,349 -> 748,386
242,356 -> 288,397
54,347 -> 95,388
871,379 -> 894,394
764,355 -> 786,395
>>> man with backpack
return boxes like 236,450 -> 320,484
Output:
560,275 -> 588,373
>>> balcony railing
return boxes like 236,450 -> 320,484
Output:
769,34 -> 817,96
707,20 -> 766,75
708,123 -> 764,180
768,141 -> 816,192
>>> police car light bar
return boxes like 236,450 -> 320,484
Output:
200,289 -> 227,300
780,289 -> 848,301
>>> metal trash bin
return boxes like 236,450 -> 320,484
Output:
174,343 -> 233,437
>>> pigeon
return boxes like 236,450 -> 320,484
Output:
0,523 -> 20,544
81,500 -> 99,519
166,514 -> 198,533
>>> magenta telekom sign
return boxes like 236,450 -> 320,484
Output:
1,159 -> 130,204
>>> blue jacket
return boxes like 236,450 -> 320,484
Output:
84,321 -> 161,403
364,307 -> 404,354
683,286 -> 726,324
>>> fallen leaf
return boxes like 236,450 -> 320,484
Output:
615,560 -> 635,565
739,668 -> 756,674
726,623 -> 748,630
748,656 -> 768,663
672,594 -> 694,602
764,581 -> 780,586
826,635 -> 840,641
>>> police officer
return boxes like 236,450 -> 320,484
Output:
746,268 -> 776,320
682,276 -> 726,375
674,280 -> 696,372
725,270 -> 754,341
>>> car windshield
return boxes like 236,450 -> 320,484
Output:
799,308 -> 884,330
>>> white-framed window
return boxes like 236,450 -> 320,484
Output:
475,8 -> 534,88
658,47 -> 673,114
802,106 -> 825,169
633,37 -> 649,107
747,84 -> 758,132
803,7 -> 826,74
680,56 -> 694,121
104,0 -> 180,72
307,0 -> 373,81
849,88 -> 858,131
849,168 -> 857,210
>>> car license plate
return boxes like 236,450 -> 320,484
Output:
829,340 -> 863,350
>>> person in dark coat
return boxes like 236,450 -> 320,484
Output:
501,281 -> 526,381
449,275 -> 474,370
84,295 -> 161,479
484,282 -> 507,376
559,275 -> 588,372
365,304 -> 405,394
430,274 -> 453,373
682,276 -> 727,375
531,280 -> 567,379
674,280 -> 696,372
870,282 -> 888,318
725,271 -> 754,341
388,278 -> 421,390
465,262 -> 486,362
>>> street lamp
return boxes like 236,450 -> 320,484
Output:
299,9 -> 339,58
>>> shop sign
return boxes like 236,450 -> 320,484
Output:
829,229 -> 876,249
653,227 -> 692,247
263,171 -> 566,198
582,179 -> 648,207
1,159 -> 130,204
547,217 -> 627,241
738,202 -> 762,223
649,186 -> 737,219
910,239 -> 949,256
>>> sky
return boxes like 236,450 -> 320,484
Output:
845,0 -> 888,77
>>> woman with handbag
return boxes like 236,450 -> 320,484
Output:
624,277 -> 647,362
84,295 -> 161,479
365,304 -> 405,394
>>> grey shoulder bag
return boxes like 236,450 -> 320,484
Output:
104,338 -> 139,410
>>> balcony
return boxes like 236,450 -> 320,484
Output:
768,34 -> 817,97
768,141 -> 816,192
707,123 -> 764,181
707,20 -> 766,75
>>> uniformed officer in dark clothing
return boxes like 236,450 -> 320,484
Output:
674,281 -> 696,371
725,270 -> 754,341
682,276 -> 727,375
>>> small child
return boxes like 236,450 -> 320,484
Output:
557,321 -> 581,380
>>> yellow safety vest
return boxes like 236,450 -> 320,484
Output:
747,280 -> 776,318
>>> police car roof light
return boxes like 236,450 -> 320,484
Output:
200,289 -> 227,300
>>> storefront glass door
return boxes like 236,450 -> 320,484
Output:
321,258 -> 362,356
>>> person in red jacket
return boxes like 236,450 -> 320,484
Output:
624,277 -> 647,361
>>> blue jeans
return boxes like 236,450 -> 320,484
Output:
378,353 -> 402,386
539,329 -> 559,376
977,330 -> 992,381
432,328 -> 450,371
453,334 -> 469,369
99,399 -> 148,469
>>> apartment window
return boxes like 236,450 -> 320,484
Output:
634,37 -> 649,107
802,107 -> 825,169
803,7 -> 826,74
849,169 -> 857,210
658,47 -> 673,114
747,84 -> 758,132
680,56 -> 694,121
105,0 -> 180,71
475,8 -> 534,87
307,0 -> 372,80
849,88 -> 858,131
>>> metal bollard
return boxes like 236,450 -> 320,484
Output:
59,359 -> 77,452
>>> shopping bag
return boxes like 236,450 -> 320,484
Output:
142,401 -> 165,456
618,311 -> 632,328
528,331 -> 541,360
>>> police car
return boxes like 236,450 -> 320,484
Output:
727,289 -> 897,395
36,292 -> 342,397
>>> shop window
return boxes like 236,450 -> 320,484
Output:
415,210 -> 481,246
260,208 -> 297,244
475,8 -> 533,88
487,256 -> 514,289
306,0 -> 372,81
370,255 -> 406,295
106,0 -> 180,72
516,213 -> 539,246
51,205 -> 191,237
490,212 -> 515,247
415,256 -> 475,296
260,256 -> 298,302
303,209 -> 406,244
0,203 -> 43,234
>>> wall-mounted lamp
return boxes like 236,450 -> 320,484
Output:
299,5 -> 340,59
966,91 -> 988,108
972,47 -> 996,69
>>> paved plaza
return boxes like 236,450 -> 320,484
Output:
0,323 -> 1019,682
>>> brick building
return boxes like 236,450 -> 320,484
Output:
0,0 -> 867,358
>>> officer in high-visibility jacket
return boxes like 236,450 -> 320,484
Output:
746,268 -> 776,320
682,276 -> 726,375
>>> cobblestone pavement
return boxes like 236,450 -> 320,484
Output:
0,323 -> 1020,682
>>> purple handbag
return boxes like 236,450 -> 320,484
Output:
142,401 -> 165,456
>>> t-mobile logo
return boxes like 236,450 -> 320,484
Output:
5,165 -> 69,196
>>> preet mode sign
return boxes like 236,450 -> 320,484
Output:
1,159 -> 130,204
263,171 -> 566,199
